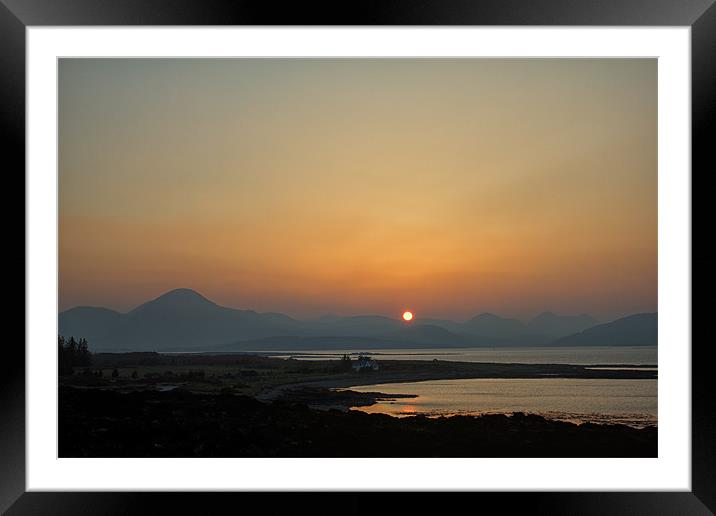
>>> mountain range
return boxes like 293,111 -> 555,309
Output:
552,313 -> 658,347
58,288 -> 657,352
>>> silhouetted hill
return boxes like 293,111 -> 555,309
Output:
385,324 -> 476,346
128,288 -> 218,315
223,325 -> 488,351
60,288 -> 307,351
527,311 -> 598,338
223,335 -> 432,351
552,313 -> 657,347
462,313 -> 526,338
415,317 -> 463,333
58,306 -> 124,348
60,288 -> 649,352
315,315 -> 404,337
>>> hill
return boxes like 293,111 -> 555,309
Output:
60,288 -> 645,351
552,313 -> 657,347
527,311 -> 598,338
59,289 -> 306,351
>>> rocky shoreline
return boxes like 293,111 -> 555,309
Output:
59,386 -> 657,457
269,385 -> 417,411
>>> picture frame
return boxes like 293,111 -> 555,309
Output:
4,0 -> 711,513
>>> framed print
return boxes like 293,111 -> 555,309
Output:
4,0 -> 713,513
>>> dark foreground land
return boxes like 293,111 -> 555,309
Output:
58,352 -> 657,457
59,386 -> 656,457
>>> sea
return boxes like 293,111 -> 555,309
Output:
345,377 -> 657,427
185,345 -> 658,426
266,345 -> 657,366
266,346 -> 658,427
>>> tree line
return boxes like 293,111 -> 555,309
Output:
58,335 -> 91,375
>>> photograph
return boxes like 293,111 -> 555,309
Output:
4,0 -> 711,508
57,57 -> 659,458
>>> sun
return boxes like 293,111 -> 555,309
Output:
402,311 -> 413,322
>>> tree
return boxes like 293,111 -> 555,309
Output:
58,335 -> 93,375
67,336 -> 77,357
58,336 -> 73,376
337,353 -> 353,372
77,338 -> 91,366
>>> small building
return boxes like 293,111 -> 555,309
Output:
352,356 -> 380,372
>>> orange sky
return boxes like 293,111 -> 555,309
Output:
59,59 -> 657,320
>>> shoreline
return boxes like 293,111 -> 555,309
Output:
78,353 -> 657,428
255,363 -> 657,428
59,386 -> 658,457
255,361 -> 657,401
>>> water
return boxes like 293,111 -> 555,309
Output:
345,377 -> 657,427
265,346 -> 657,366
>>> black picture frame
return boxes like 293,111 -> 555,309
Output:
3,0 -> 712,513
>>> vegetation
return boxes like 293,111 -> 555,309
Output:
58,335 -> 92,376
337,353 -> 352,372
59,350 -> 657,399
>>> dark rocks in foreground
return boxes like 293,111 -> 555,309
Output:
59,387 -> 656,458
271,386 -> 417,409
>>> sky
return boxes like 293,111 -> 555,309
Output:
59,58 -> 657,321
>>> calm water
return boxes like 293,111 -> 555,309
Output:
267,346 -> 657,365
345,378 -> 657,427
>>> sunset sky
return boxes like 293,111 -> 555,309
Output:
59,58 -> 656,321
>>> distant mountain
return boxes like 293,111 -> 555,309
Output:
526,311 -> 598,338
227,325 -> 497,351
221,335 -> 401,351
58,306 -> 124,347
314,315 -> 404,337
415,317 -> 464,333
552,313 -> 657,347
385,324 -> 474,346
461,313 -> 526,338
129,288 -> 217,315
420,312 -> 596,341
59,288 -> 306,351
60,288 -> 632,352
223,335 -> 457,351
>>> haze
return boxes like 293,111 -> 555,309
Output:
59,58 -> 656,320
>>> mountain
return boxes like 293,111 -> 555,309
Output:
461,313 -> 526,338
225,325 -> 496,351
526,311 -> 598,338
414,317 -> 464,333
552,313 -> 657,347
314,315 -> 404,337
128,288 -> 218,316
60,288 -> 620,352
57,306 -> 124,347
421,312 -> 596,342
222,335 -> 451,351
385,324 -> 474,346
59,288 -> 306,351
